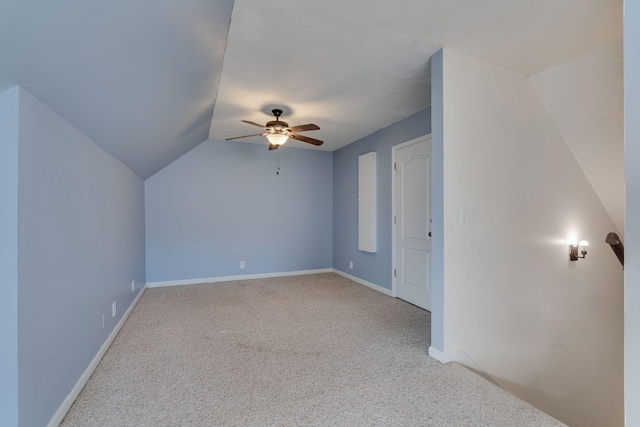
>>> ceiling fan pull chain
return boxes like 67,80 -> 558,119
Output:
276,151 -> 280,175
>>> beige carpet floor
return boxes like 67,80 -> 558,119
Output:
61,273 -> 564,426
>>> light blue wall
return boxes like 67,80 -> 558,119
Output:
17,88 -> 146,427
624,0 -> 640,423
0,87 -> 19,426
429,50 -> 444,351
332,109 -> 431,289
145,140 -> 333,283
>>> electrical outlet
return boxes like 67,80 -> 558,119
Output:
112,301 -> 117,318
131,280 -> 135,292
349,261 -> 353,269
240,261 -> 245,269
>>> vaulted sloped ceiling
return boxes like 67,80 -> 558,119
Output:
0,0 -> 234,178
0,0 -> 622,177
532,42 -> 624,233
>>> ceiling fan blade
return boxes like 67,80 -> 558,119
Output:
286,124 -> 320,133
241,120 -> 268,129
225,133 -> 267,141
268,143 -> 279,150
289,133 -> 324,146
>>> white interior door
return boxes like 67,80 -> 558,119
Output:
394,136 -> 431,310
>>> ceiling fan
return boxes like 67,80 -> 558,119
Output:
226,109 -> 323,150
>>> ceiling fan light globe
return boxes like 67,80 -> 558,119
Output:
266,133 -> 289,146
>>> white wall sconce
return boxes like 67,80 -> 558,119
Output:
570,240 -> 589,261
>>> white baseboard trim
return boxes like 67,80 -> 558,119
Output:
147,268 -> 334,288
47,284 -> 148,427
332,269 -> 393,296
428,346 -> 455,363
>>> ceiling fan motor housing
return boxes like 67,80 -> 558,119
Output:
266,120 -> 289,131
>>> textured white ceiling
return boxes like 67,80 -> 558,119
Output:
0,0 -> 623,174
0,0 -> 234,178
532,41 -> 624,233
210,0 -> 622,151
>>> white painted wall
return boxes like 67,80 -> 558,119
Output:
439,49 -> 624,427
532,41 -> 624,233
624,0 -> 640,424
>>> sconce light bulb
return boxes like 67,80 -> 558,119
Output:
579,240 -> 589,247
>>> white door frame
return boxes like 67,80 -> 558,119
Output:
391,134 -> 432,298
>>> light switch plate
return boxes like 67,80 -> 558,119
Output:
460,208 -> 478,225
